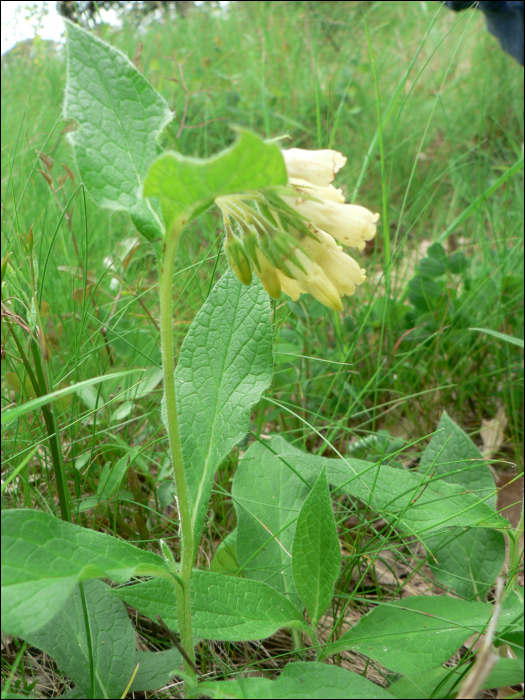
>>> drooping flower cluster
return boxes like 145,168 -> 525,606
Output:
217,148 -> 379,312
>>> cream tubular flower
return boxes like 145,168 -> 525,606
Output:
300,228 -> 366,297
283,196 -> 379,251
284,248 -> 343,312
282,148 -> 347,187
276,271 -> 305,302
288,177 -> 345,203
218,146 -> 378,311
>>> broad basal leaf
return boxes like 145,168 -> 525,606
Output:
420,412 -> 504,598
420,411 -> 496,506
322,595 -> 523,674
112,570 -> 309,641
175,271 -> 273,554
249,436 -> 509,539
144,128 -> 287,232
232,439 -> 313,604
292,468 -> 340,627
26,580 -> 136,699
425,527 -> 505,600
199,662 -> 394,699
64,20 -> 172,242
1,509 -> 168,637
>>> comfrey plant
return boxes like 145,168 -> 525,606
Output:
2,22 -> 523,700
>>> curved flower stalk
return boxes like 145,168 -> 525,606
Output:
217,148 -> 379,312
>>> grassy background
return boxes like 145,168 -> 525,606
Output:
1,0 -> 523,694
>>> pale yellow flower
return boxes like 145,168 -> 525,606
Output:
218,147 -> 378,311
288,177 -> 345,204
282,195 -> 379,251
277,247 -> 343,312
299,228 -> 366,297
276,271 -> 304,302
281,148 -> 347,187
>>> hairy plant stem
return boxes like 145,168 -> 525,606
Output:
158,227 -> 196,686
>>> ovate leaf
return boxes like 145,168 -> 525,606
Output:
26,580 -> 136,699
200,662 -> 394,699
112,570 -> 309,641
176,271 -> 273,554
420,411 -> 496,507
1,509 -> 167,637
426,528 -> 505,600
64,20 -> 172,242
144,129 -> 287,231
210,529 -> 241,576
233,439 -> 313,604
323,595 -> 523,674
258,436 -> 509,538
420,412 -> 503,598
112,578 -> 178,631
292,468 -> 340,627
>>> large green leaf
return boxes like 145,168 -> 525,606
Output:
388,658 -> 525,699
199,662 -> 394,699
232,439 -> 313,604
175,272 -> 273,554
420,412 -> 504,598
25,579 -> 182,696
64,20 -> 172,242
143,129 -> 287,231
249,437 -> 509,538
420,411 -> 496,506
425,527 -> 505,600
1,509 -> 168,637
322,595 -> 523,674
112,570 -> 309,641
292,468 -> 340,627
26,580 -> 136,699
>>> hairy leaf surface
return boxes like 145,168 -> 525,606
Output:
233,439 -> 313,604
176,272 -> 273,554
323,595 -> 523,674
199,662 -> 394,698
65,20 -> 172,242
112,570 -> 308,641
1,509 -> 167,637
292,468 -> 340,627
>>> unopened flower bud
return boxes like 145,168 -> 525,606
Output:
253,247 -> 282,300
225,230 -> 252,286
